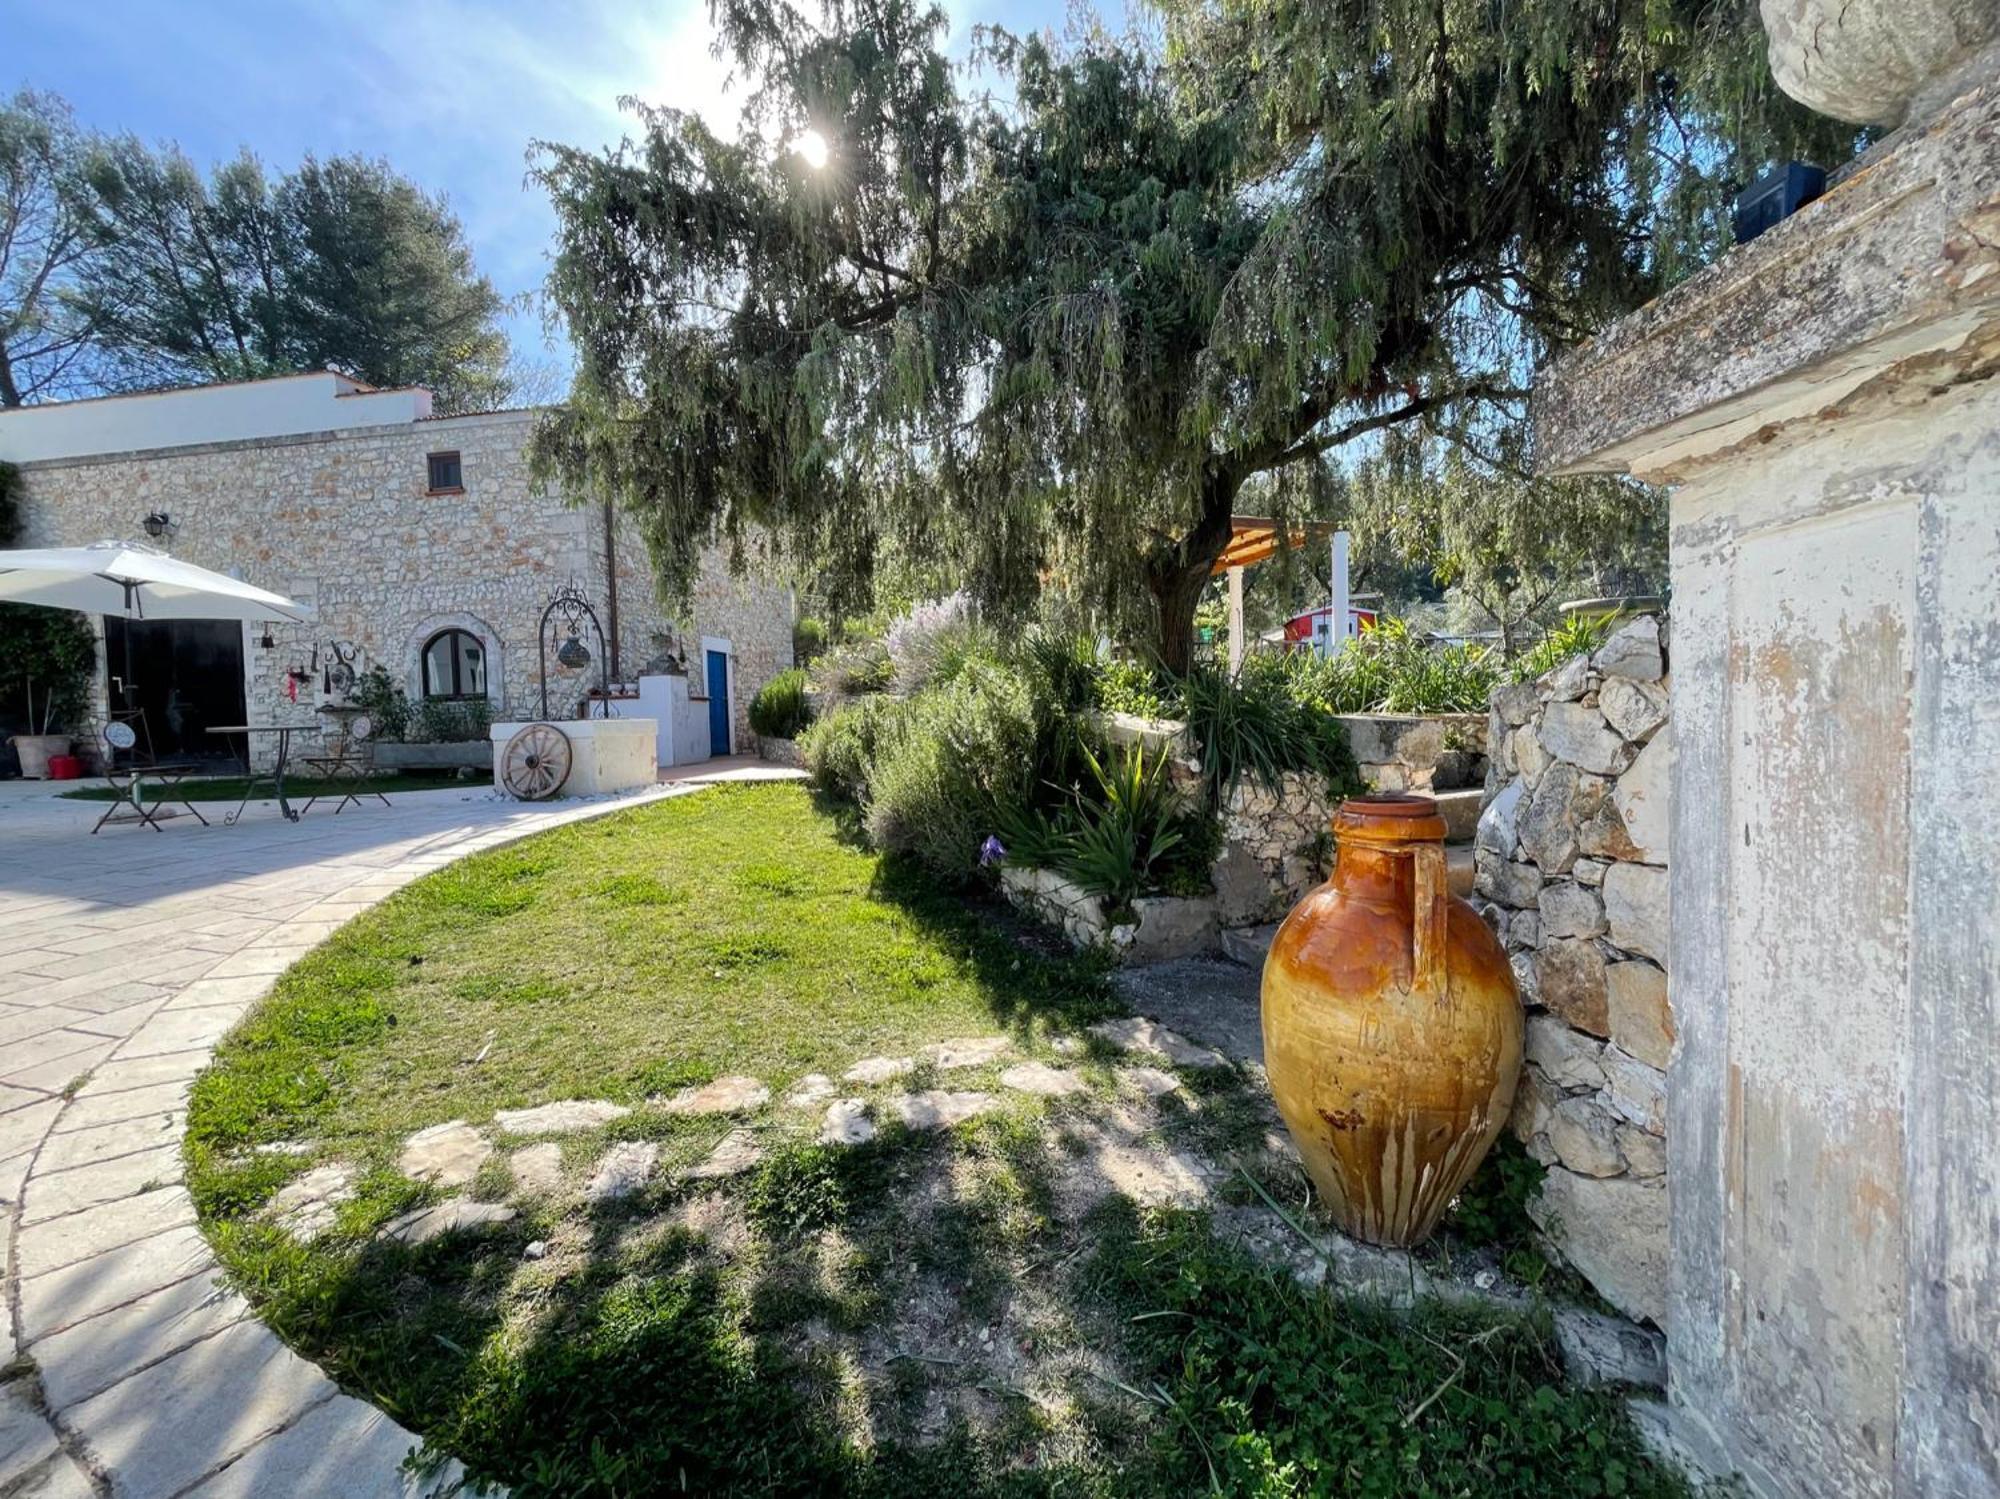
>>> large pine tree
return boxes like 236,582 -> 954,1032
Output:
75,144 -> 515,414
533,0 -> 1856,669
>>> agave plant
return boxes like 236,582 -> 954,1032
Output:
1057,743 -> 1186,905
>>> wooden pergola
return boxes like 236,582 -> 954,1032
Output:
1212,515 -> 1343,670
1209,515 -> 1335,576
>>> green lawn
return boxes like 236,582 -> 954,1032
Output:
185,783 -> 1685,1498
60,769 -> 491,801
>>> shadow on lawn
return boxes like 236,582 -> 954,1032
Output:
199,1087 -> 1684,1499
217,1119 -> 1187,1497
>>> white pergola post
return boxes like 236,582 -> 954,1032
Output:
1329,530 -> 1351,656
1226,565 -> 1245,675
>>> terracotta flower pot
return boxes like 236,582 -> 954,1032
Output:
1261,794 -> 1522,1247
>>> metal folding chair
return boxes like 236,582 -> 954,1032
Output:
299,713 -> 391,815
92,713 -> 210,833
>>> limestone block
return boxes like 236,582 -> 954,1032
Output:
382,1199 -> 517,1245
1518,763 -> 1588,873
1088,1016 -> 1227,1067
1761,0 -> 2000,127
1535,938 -> 1610,1036
1577,800 -> 1642,862
1553,1306 -> 1666,1390
918,1037 -> 1011,1070
1492,681 -> 1539,727
493,1100 -> 629,1135
1340,716 -> 1399,764
1511,724 -> 1550,786
1525,1013 -> 1608,1090
1529,1169 -> 1668,1325
658,1075 -> 771,1114
1475,777 -> 1526,857
1211,843 -> 1277,926
1602,1047 -> 1667,1135
682,1129 -> 764,1180
397,1121 -> 491,1188
999,1062 -> 1087,1096
1611,728 -> 1670,863
1591,616 -> 1664,682
1548,1096 -> 1627,1177
585,1141 -> 659,1201
1510,950 -> 1540,1006
1508,1062 -> 1561,1142
1617,1124 -> 1667,1178
1606,961 -> 1674,1070
820,1099 -> 875,1146
1474,849 -> 1542,908
889,1090 -> 999,1129
1390,717 -> 1447,768
1125,895 -> 1221,964
1572,857 -> 1608,887
1538,702 -> 1632,777
1602,862 -> 1669,964
1599,676 -> 1667,743
1508,909 -> 1544,951
1546,654 -> 1591,702
1488,708 -> 1513,774
1540,882 -> 1607,940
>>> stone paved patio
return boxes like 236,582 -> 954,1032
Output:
0,778 -> 729,1498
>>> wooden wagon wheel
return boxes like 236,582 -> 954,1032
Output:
502,723 -> 572,800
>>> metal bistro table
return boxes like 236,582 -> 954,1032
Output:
208,724 -> 304,824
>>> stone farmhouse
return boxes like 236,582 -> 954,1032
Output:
0,371 -> 793,768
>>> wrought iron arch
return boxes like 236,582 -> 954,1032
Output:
537,581 -> 609,720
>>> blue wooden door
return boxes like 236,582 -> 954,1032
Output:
705,650 -> 730,756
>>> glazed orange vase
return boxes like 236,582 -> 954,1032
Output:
1261,794 -> 1522,1248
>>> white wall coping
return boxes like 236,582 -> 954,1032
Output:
0,371 -> 435,464
490,717 -> 657,743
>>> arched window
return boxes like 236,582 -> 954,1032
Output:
422,628 -> 487,700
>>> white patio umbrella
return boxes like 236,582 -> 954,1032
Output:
0,540 -> 315,623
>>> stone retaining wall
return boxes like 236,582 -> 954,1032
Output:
1475,614 -> 1671,1324
1339,712 -> 1489,791
998,866 -> 1219,963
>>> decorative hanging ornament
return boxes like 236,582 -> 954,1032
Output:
557,625 -> 590,671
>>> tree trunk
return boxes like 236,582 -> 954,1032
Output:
1148,563 -> 1210,676
1145,474 -> 1238,675
0,347 -> 22,409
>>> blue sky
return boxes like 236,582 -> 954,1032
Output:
11,0 -> 1095,374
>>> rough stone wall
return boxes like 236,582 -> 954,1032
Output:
1214,772 -> 1338,923
15,409 -> 791,765
1338,712 -> 1488,790
1474,614 -> 1672,1324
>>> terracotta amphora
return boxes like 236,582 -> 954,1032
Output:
1261,794 -> 1522,1248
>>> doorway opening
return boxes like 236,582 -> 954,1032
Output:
103,617 -> 247,763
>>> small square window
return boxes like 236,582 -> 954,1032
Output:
426,451 -> 463,493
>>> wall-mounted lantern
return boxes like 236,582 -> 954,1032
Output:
141,511 -> 177,542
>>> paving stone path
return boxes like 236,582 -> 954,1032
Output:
0,780 -> 698,1498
